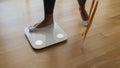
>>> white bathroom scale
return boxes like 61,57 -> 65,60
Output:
24,23 -> 68,49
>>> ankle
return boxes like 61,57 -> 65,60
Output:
79,7 -> 86,11
44,14 -> 54,22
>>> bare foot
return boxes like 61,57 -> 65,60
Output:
79,8 -> 89,26
29,14 -> 54,32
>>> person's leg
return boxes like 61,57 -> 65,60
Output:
29,0 -> 56,31
77,0 -> 89,26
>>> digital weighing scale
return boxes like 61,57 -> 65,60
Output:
24,23 -> 68,49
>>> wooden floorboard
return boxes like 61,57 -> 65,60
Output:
0,0 -> 120,68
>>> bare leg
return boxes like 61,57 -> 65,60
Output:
29,0 -> 56,31
77,0 -> 89,26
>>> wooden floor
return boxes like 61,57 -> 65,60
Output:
0,0 -> 120,68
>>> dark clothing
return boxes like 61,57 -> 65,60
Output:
44,0 -> 56,14
44,0 -> 86,14
78,0 -> 86,7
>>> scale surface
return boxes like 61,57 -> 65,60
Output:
24,23 -> 68,49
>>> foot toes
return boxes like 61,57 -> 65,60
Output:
82,20 -> 88,27
29,26 -> 36,32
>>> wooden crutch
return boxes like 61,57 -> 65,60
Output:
82,0 -> 99,40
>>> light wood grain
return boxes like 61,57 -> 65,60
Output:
0,0 -> 120,68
